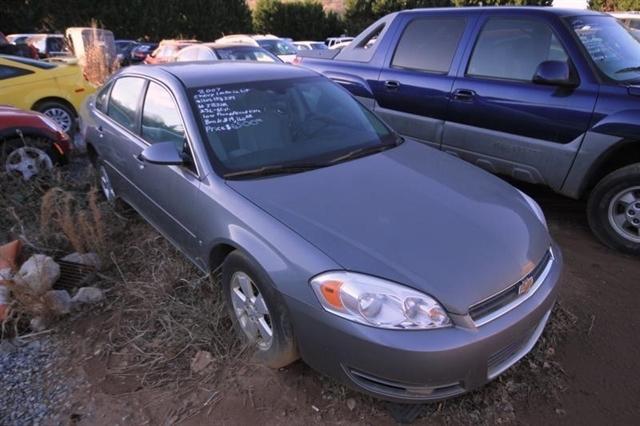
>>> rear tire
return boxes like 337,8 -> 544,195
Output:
222,250 -> 298,368
587,163 -> 640,255
35,101 -> 76,134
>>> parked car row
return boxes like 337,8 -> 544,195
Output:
296,7 -> 640,255
2,6 -> 637,421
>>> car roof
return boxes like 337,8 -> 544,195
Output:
123,61 -> 317,88
400,6 -> 604,18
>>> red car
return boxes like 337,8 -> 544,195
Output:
0,105 -> 71,179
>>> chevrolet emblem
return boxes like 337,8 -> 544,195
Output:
518,276 -> 535,296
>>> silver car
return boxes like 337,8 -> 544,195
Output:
80,62 -> 562,404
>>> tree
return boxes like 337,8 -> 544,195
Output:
253,0 -> 345,40
452,0 -> 551,5
590,0 -> 640,11
0,0 -> 253,41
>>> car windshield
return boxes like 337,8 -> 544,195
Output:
568,15 -> 640,82
215,47 -> 280,62
257,39 -> 297,56
190,76 -> 397,176
311,42 -> 327,50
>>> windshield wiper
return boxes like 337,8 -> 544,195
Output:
223,163 -> 326,179
615,66 -> 640,74
328,138 -> 402,165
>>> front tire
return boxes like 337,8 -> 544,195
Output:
222,251 -> 298,368
588,163 -> 640,255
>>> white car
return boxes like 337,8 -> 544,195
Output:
325,37 -> 353,48
293,41 -> 327,51
215,34 -> 298,63
6,34 -> 36,45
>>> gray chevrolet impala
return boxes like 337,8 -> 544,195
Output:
80,62 -> 562,404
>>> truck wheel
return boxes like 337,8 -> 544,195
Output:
222,250 -> 299,368
588,163 -> 640,255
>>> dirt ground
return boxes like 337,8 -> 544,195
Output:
4,167 -> 638,425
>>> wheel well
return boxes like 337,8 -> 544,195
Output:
209,243 -> 236,274
583,141 -> 640,197
32,97 -> 78,117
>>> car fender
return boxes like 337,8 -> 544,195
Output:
591,109 -> 640,140
322,70 -> 375,100
197,186 -> 341,306
0,126 -> 59,142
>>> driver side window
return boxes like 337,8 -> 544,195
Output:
141,81 -> 195,172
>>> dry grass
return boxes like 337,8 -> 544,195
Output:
100,223 -> 242,389
82,21 -> 120,87
40,186 -> 106,255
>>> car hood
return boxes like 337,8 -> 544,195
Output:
227,140 -> 550,314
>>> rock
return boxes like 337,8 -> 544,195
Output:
61,252 -> 101,271
190,350 -> 214,374
0,339 -> 17,354
0,267 -> 13,280
43,290 -> 71,315
71,287 -> 104,305
16,255 -> 60,295
346,398 -> 356,411
30,317 -> 48,332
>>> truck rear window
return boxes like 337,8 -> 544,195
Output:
392,18 -> 466,74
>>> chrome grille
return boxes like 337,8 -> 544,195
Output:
469,249 -> 553,326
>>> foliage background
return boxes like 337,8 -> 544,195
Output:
1,0 -> 639,41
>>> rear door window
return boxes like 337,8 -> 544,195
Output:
0,65 -> 32,80
107,77 -> 146,132
467,18 -> 569,82
392,17 -> 467,74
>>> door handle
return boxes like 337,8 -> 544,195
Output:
452,89 -> 476,102
133,153 -> 145,170
384,80 -> 401,90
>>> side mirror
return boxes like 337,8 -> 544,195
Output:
533,61 -> 578,87
139,141 -> 185,165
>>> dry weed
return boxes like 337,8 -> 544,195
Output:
101,220 -> 242,389
40,186 -> 106,255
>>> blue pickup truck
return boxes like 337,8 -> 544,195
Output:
297,7 -> 640,255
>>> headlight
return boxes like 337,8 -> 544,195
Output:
310,272 -> 451,330
518,190 -> 548,230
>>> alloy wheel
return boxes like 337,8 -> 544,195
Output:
43,107 -> 73,133
608,186 -> 640,243
98,165 -> 116,203
4,146 -> 53,180
229,271 -> 273,350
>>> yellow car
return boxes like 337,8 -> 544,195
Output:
0,54 -> 95,133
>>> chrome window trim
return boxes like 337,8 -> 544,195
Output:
99,75 -> 203,179
471,248 -> 555,327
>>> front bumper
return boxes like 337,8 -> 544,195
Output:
287,243 -> 563,403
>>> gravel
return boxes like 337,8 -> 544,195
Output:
0,337 -> 76,425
